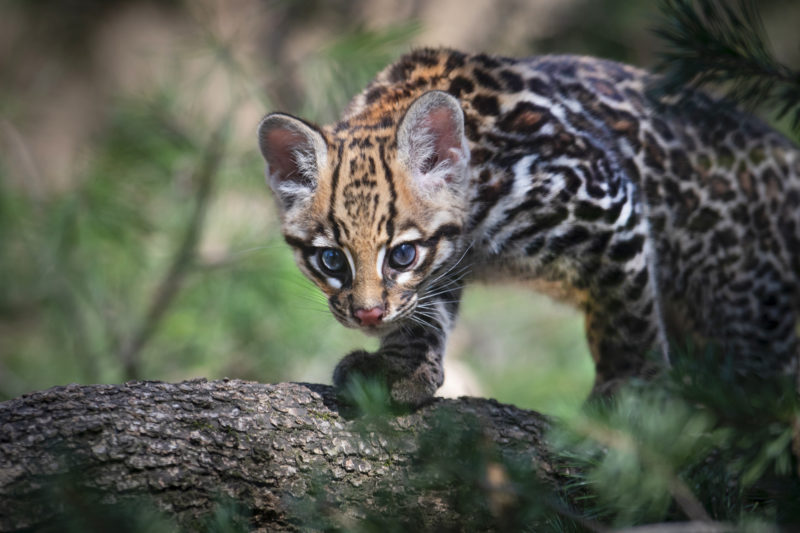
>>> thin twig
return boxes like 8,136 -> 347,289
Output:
614,521 -> 735,533
543,495 -> 611,533
1,120 -> 44,202
117,118 -> 229,379
571,416 -> 713,523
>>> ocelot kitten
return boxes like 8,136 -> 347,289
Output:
257,48 -> 800,405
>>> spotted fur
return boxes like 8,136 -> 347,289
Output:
258,48 -> 800,405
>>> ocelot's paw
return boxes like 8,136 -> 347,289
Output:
333,350 -> 439,408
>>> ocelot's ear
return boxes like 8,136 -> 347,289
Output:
397,90 -> 470,194
257,113 -> 328,212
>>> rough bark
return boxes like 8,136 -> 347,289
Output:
0,379 -> 563,531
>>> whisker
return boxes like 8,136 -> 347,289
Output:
287,304 -> 333,314
416,300 -> 461,308
412,311 -> 444,331
427,267 -> 472,288
418,284 -> 465,301
418,279 -> 469,301
424,242 -> 474,286
421,260 -> 473,293
407,314 -> 438,332
228,243 -> 287,256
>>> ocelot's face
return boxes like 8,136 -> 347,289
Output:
282,143 -> 468,335
257,90 -> 472,334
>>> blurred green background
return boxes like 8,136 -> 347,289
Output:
2,0 -> 798,414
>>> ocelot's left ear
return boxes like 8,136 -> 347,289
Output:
397,90 -> 470,195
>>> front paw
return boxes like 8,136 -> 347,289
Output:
333,350 -> 439,408
332,350 -> 385,388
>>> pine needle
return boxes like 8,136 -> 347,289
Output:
653,0 -> 800,132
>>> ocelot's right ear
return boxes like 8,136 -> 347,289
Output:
257,113 -> 328,213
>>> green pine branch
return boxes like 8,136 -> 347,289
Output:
654,0 -> 800,132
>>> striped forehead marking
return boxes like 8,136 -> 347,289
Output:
327,145 -> 344,244
377,141 -> 398,242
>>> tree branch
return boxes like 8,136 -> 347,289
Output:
0,380 -> 566,531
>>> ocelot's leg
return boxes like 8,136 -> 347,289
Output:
711,263 -> 799,375
585,278 -> 665,395
333,285 -> 463,406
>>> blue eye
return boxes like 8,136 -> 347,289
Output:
319,248 -> 346,275
388,243 -> 416,270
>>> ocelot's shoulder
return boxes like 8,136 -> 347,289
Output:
341,48 -> 652,121
369,47 -> 649,83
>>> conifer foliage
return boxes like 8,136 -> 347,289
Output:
654,0 -> 800,132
